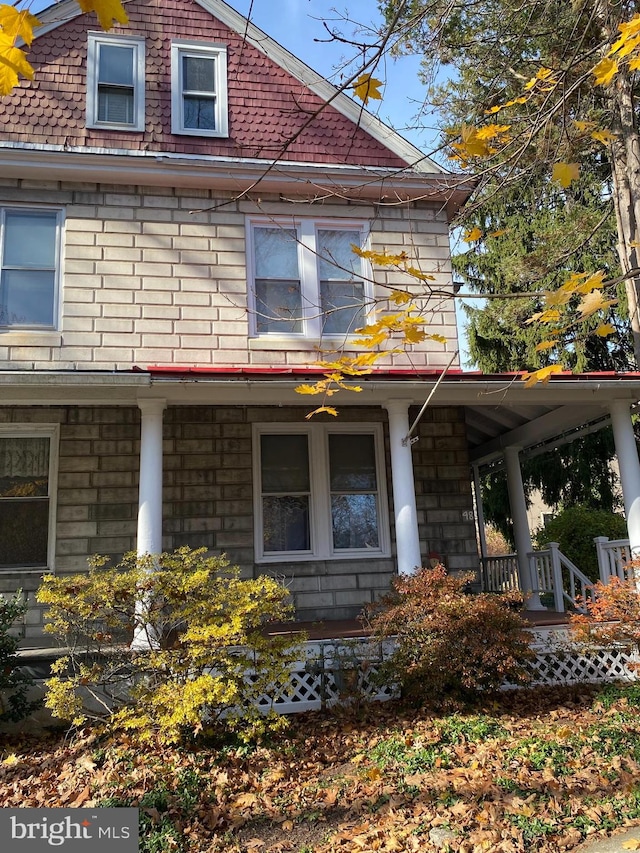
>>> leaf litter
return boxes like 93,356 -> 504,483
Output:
2,683 -> 640,852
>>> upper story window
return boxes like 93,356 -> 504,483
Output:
171,41 -> 228,137
87,33 -> 145,131
247,218 -> 372,338
253,423 -> 390,562
0,207 -> 62,330
0,425 -> 59,572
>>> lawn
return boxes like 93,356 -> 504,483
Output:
3,682 -> 640,853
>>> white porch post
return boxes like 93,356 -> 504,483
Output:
504,445 -> 544,609
132,399 -> 166,650
137,399 -> 166,556
385,400 -> 422,575
610,399 -> 640,557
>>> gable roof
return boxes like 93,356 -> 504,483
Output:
26,0 -> 441,174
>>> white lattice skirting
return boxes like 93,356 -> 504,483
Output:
259,629 -> 639,715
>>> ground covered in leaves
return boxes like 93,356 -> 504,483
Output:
3,683 -> 640,853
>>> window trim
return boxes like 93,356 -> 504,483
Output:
246,217 -> 373,339
0,424 -> 59,574
86,32 -> 146,132
0,205 -> 64,332
170,41 -> 229,137
252,423 -> 390,563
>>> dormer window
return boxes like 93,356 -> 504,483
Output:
87,33 -> 145,131
171,42 -> 228,137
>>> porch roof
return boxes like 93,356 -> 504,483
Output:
2,366 -> 639,468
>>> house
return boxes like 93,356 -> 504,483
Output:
2,0 -> 640,645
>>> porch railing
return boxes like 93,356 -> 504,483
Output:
594,536 -> 634,584
531,543 -> 594,613
480,554 -> 520,593
481,543 -> 593,612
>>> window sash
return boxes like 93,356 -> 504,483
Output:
0,428 -> 58,572
0,208 -> 60,330
171,42 -> 228,137
248,219 -> 371,338
254,425 -> 388,561
87,34 -> 144,131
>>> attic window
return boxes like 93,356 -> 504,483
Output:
87,33 -> 145,131
171,41 -> 228,137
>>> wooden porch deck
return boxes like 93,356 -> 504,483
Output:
264,609 -> 571,641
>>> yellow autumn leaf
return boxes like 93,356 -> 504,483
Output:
591,129 -> 617,145
451,124 -> 494,160
295,383 -> 321,395
630,57 -> 640,71
574,120 -> 596,133
489,228 -> 509,237
596,322 -> 615,337
75,0 -> 129,31
352,73 -> 383,104
304,406 -> 338,419
622,840 -> 640,851
475,123 -> 511,140
390,290 -> 412,305
522,364 -> 564,387
572,270 -> 605,294
534,340 -> 558,352
405,266 -> 436,281
577,290 -> 617,319
593,56 -> 618,86
2,753 -> 19,766
0,39 -> 34,94
0,7 -> 40,45
464,227 -> 483,242
427,333 -> 448,344
552,162 -> 580,188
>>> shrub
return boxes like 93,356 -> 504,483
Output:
571,570 -> 640,664
36,547 -> 303,743
0,591 -> 39,723
363,565 -> 533,702
535,505 -> 627,581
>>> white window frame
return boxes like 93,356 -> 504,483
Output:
0,424 -> 59,574
171,41 -> 228,137
0,205 -> 64,332
246,217 -> 373,339
253,423 -> 390,563
87,32 -> 145,131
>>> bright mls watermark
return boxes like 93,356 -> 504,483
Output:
0,808 -> 139,851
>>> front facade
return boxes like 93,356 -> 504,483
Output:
0,0 -> 481,641
5,1 -> 640,645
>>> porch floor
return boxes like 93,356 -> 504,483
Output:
264,609 -> 571,641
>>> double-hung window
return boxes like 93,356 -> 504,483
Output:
248,219 -> 371,338
254,424 -> 389,561
0,426 -> 59,572
0,207 -> 62,330
171,42 -> 228,137
87,33 -> 145,131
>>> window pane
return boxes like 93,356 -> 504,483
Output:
98,86 -> 134,124
263,496 -> 310,552
0,437 -> 49,497
331,494 -> 379,550
320,280 -> 365,335
254,228 -> 299,279
0,499 -> 49,568
318,229 -> 362,280
183,55 -> 215,92
184,95 -> 215,130
1,270 -> 55,327
99,44 -> 134,85
4,211 -> 57,268
261,434 -> 309,492
329,434 -> 377,490
256,279 -> 302,333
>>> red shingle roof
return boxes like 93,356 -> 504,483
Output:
0,0 -> 410,169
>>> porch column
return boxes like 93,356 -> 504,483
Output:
472,464 -> 488,560
384,399 -> 422,575
504,445 -> 544,609
137,399 -> 166,556
610,399 -> 640,557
